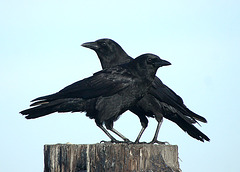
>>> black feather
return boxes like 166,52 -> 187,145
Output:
82,38 -> 209,142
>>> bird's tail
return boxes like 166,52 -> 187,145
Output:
183,106 -> 207,123
20,98 -> 87,119
165,112 -> 210,142
179,118 -> 210,142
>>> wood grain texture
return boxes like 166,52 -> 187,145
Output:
44,143 -> 180,172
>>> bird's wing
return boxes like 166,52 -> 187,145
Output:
31,67 -> 133,103
151,77 -> 184,105
150,77 -> 207,123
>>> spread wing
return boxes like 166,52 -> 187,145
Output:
31,66 -> 133,105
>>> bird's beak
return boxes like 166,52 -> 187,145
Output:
81,41 -> 99,50
154,59 -> 171,67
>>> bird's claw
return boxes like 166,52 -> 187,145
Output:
100,139 -> 133,144
123,138 -> 133,143
148,139 -> 170,145
100,140 -> 113,144
134,141 -> 148,144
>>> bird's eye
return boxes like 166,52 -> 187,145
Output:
101,42 -> 107,47
147,58 -> 153,63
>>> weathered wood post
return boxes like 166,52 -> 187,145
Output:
44,143 -> 180,172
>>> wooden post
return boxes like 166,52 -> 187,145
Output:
44,143 -> 180,172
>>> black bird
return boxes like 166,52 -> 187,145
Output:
81,38 -> 210,143
20,53 -> 171,143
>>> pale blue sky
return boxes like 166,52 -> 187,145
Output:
1,0 -> 240,171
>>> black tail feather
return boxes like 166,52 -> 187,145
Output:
20,98 -> 87,119
185,107 -> 207,123
161,103 -> 210,142
31,93 -> 58,102
164,112 -> 210,142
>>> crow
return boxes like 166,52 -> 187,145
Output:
81,38 -> 210,143
20,53 -> 171,143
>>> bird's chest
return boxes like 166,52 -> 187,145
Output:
121,81 -> 152,106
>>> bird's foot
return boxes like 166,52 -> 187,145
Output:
134,137 -> 147,144
100,139 -> 132,144
148,139 -> 170,145
134,138 -> 147,144
123,138 -> 133,144
100,140 -> 113,144
134,141 -> 148,144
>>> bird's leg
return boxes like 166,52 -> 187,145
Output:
149,120 -> 164,144
97,124 -> 120,143
134,115 -> 148,144
149,116 -> 169,144
134,127 -> 146,143
109,128 -> 132,143
105,120 -> 131,143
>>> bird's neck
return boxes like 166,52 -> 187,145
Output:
126,62 -> 157,84
101,54 -> 132,69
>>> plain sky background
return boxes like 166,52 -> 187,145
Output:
1,0 -> 240,171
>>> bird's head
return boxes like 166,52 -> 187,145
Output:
136,53 -> 171,67
132,53 -> 171,78
81,38 -> 130,68
82,38 -> 115,54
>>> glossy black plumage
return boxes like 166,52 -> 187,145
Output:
81,38 -> 210,142
20,53 -> 171,142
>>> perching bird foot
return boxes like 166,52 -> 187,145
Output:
134,141 -> 148,144
116,139 -> 133,144
100,140 -> 112,144
100,139 -> 132,144
148,139 -> 170,145
123,138 -> 133,143
100,139 -> 118,144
